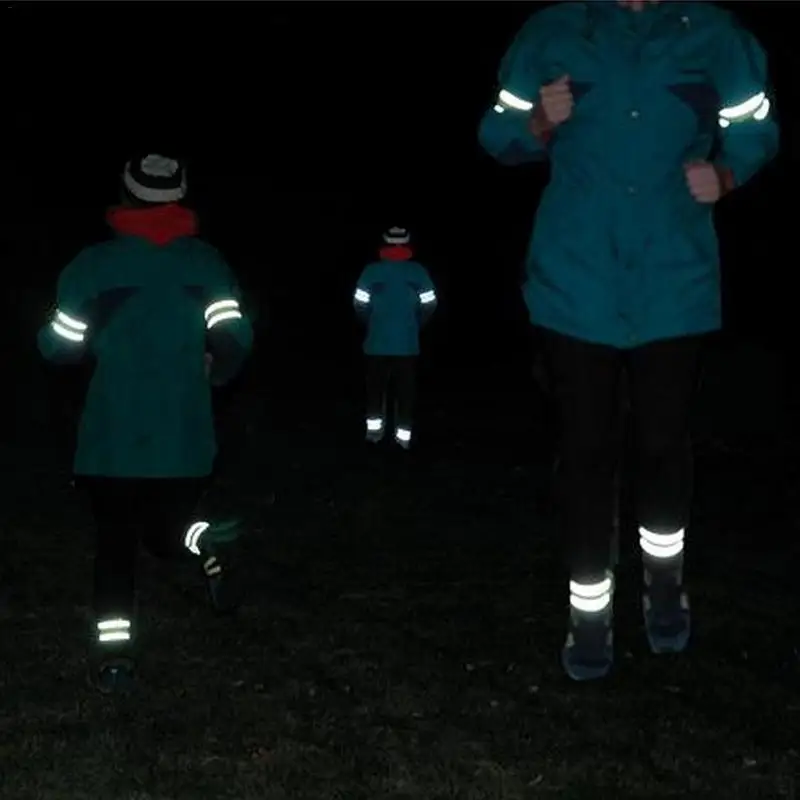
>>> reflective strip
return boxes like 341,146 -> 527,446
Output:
496,88 -> 534,113
718,91 -> 770,128
97,617 -> 131,643
184,520 -> 210,556
639,526 -> 685,559
395,427 -> 411,443
419,290 -> 436,305
51,309 -> 88,343
205,299 -> 242,330
204,556 -> 222,577
753,97 -> 771,121
569,576 -> 612,613
354,288 -> 371,304
366,417 -> 384,432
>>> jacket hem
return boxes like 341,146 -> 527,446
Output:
531,319 -> 721,349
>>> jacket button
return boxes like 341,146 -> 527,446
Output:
631,109 -> 640,119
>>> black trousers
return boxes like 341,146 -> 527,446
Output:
365,355 -> 417,430
78,477 -> 208,621
541,328 -> 704,583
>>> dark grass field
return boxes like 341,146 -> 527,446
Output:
2,338 -> 799,799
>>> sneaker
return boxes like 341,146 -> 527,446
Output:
561,574 -> 614,681
639,527 -> 690,654
642,567 -> 690,654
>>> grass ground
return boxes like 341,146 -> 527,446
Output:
1,356 -> 798,799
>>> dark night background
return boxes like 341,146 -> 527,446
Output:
3,3 -> 800,797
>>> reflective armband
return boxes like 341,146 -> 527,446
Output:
492,88 -> 535,115
205,299 -> 242,330
718,91 -> 771,128
50,308 -> 88,343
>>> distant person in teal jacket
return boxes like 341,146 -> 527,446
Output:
353,227 -> 437,450
38,154 -> 253,692
479,0 -> 778,681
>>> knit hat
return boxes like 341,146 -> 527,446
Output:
383,226 -> 410,245
123,154 -> 186,204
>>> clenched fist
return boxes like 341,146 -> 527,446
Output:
530,74 -> 573,138
684,161 -> 733,204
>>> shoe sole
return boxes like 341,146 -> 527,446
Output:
561,647 -> 614,681
645,623 -> 691,654
643,594 -> 691,654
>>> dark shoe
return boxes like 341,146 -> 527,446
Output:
92,657 -> 136,694
562,609 -> 614,681
561,574 -> 614,681
639,528 -> 690,654
643,567 -> 691,654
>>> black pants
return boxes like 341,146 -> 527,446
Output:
541,329 -> 704,583
78,477 -> 208,620
365,355 -> 417,430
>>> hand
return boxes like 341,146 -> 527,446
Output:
204,352 -> 213,378
684,161 -> 730,204
530,74 -> 573,137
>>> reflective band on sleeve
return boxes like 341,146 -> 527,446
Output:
496,88 -> 534,113
354,288 -> 371,304
419,290 -> 436,305
51,309 -> 88,343
639,527 -> 685,559
184,520 -> 210,556
718,91 -> 770,128
97,617 -> 132,643
569,576 -> 612,613
205,299 -> 243,330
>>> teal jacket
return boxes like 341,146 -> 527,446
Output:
38,204 -> 253,478
479,2 -> 779,348
354,247 -> 437,356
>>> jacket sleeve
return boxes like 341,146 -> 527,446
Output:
710,15 -> 779,188
202,251 -> 254,387
37,250 -> 96,365
415,266 -> 438,323
478,12 -> 552,166
353,264 -> 376,319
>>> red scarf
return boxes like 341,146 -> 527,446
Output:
379,245 -> 412,261
106,204 -> 198,245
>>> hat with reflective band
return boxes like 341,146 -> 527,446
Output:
383,226 -> 410,245
123,154 -> 187,204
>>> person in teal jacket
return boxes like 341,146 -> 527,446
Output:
353,227 -> 437,450
479,0 -> 778,681
38,154 -> 253,692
